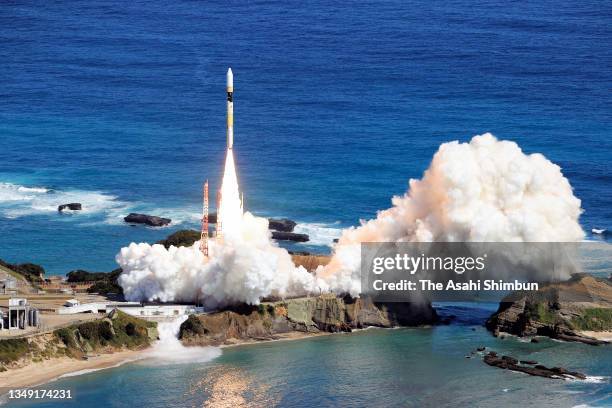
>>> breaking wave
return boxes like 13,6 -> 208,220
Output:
293,221 -> 343,246
0,182 -> 129,220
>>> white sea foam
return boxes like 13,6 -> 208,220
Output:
294,221 -> 343,246
142,316 -> 221,365
0,182 -> 129,220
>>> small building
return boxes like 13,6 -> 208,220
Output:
1,298 -> 40,330
0,276 -> 18,295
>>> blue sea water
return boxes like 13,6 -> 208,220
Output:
1,0 -> 611,274
1,2 -> 611,406
4,303 -> 611,408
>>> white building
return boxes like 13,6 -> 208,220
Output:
1,298 -> 40,330
58,302 -> 203,319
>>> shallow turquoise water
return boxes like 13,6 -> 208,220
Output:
4,304 -> 610,407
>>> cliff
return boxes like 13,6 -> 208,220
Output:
179,295 -> 438,346
0,310 -> 157,372
486,274 -> 612,345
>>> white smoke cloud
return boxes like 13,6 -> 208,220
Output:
320,133 -> 584,295
118,211 -> 326,307
118,133 -> 584,305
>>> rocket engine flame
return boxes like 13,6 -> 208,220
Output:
217,149 -> 243,241
117,68 -> 324,307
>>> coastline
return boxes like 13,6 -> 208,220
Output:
0,349 -> 145,390
579,331 -> 612,342
0,323 -> 396,390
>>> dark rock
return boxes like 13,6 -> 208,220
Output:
58,203 -> 82,212
333,238 -> 339,243
486,274 -> 611,346
531,337 -> 539,343
501,355 -> 518,365
268,218 -> 297,232
271,231 -> 309,242
483,352 -> 586,380
477,346 -> 486,352
520,360 -> 538,365
124,213 -> 171,227
156,229 -> 200,248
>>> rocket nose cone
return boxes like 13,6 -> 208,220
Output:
227,68 -> 233,88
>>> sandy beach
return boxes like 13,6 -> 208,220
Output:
580,331 -> 612,342
0,349 -> 145,390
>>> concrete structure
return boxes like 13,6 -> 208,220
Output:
1,298 -> 40,330
58,301 -> 139,315
115,304 -> 203,319
58,301 -> 203,320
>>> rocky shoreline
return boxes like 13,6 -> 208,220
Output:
486,274 -> 611,345
179,295 -> 438,347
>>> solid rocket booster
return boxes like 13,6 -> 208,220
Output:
227,68 -> 234,149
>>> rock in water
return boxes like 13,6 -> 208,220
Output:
58,203 -> 82,212
483,352 -> 586,380
271,231 -> 309,242
486,274 -> 611,345
268,218 -> 297,232
124,213 -> 171,227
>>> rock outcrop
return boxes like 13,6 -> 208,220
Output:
483,351 -> 586,380
271,231 -> 309,242
156,230 -> 201,248
179,295 -> 438,346
58,203 -> 82,212
486,274 -> 611,345
268,218 -> 297,232
124,213 -> 171,227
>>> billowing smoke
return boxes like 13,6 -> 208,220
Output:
118,150 -> 326,307
320,133 -> 584,295
117,212 -> 324,307
118,133 -> 584,305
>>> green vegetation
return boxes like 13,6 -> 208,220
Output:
570,308 -> 612,331
0,259 -> 45,284
54,310 -> 157,356
0,311 -> 158,371
525,302 -> 559,325
179,314 -> 208,338
0,338 -> 30,365
87,280 -> 123,296
66,268 -> 124,296
156,229 -> 200,248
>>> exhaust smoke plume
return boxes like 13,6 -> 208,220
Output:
321,133 -> 584,295
118,133 -> 584,304
118,149 -> 324,307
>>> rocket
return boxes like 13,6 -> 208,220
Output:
226,68 -> 234,149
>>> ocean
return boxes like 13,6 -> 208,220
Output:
1,1 -> 611,406
4,304 -> 611,408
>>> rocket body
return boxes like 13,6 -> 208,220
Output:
227,68 -> 234,149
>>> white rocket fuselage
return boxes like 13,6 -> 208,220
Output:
227,68 -> 234,149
